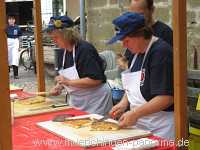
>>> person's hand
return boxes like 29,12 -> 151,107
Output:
118,111 -> 138,128
55,75 -> 70,85
49,84 -> 63,96
49,87 -> 60,96
109,101 -> 127,119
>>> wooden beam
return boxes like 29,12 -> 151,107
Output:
0,1 -> 12,150
172,0 -> 188,145
33,0 -> 46,92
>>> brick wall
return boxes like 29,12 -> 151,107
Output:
86,0 -> 130,52
84,0 -> 200,69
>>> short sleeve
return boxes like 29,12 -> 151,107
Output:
153,21 -> 173,46
149,45 -> 173,96
160,27 -> 173,46
76,42 -> 106,82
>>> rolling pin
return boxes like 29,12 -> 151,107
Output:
32,92 -> 50,96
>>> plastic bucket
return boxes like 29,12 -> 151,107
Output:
111,88 -> 125,104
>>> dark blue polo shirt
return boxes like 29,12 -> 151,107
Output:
6,25 -> 22,38
57,40 -> 106,83
125,20 -> 173,65
130,39 -> 174,111
152,21 -> 173,46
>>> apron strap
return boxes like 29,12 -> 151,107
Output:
129,36 -> 158,71
140,36 -> 158,69
62,49 -> 67,70
72,45 -> 76,66
129,54 -> 138,70
61,45 -> 76,70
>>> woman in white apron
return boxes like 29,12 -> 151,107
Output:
6,15 -> 22,79
108,12 -> 175,140
45,16 -> 112,115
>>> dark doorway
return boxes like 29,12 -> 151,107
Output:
6,1 -> 33,25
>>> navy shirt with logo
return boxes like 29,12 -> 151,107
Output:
130,39 -> 174,111
6,25 -> 22,38
125,20 -> 173,65
57,40 -> 106,83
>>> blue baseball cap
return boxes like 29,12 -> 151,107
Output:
107,12 -> 145,44
43,16 -> 74,33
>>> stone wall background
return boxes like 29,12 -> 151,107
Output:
84,0 -> 200,70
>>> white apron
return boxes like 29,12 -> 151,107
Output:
121,36 -> 175,140
59,46 -> 112,115
7,38 -> 19,66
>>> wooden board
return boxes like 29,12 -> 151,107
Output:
37,114 -> 152,148
12,96 -> 71,118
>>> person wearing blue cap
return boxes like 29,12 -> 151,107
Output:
44,16 -> 74,32
6,14 -> 22,79
108,12 -> 174,140
45,16 -> 112,115
124,0 -> 173,66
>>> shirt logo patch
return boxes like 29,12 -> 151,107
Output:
140,69 -> 145,86
14,29 -> 18,35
